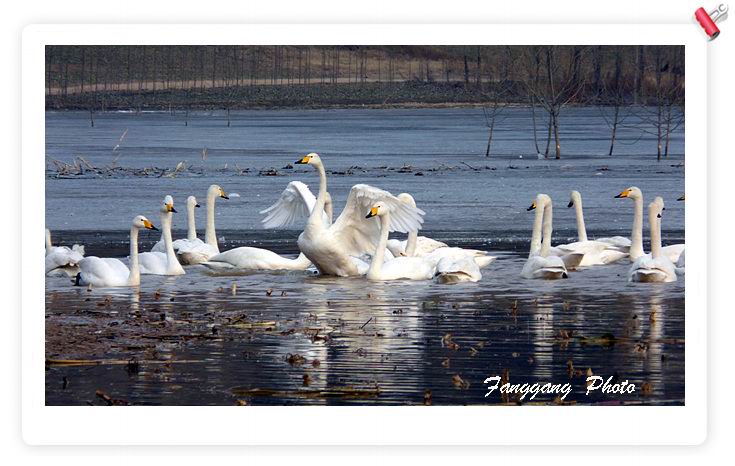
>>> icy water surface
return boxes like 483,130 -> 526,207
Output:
45,108 -> 685,406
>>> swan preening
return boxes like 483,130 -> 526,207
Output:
45,229 -> 85,276
75,216 -> 158,287
48,153 -> 684,287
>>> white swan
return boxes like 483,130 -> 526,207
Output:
561,190 -> 629,266
151,195 -> 201,257
629,198 -> 677,283
391,193 -> 494,281
202,181 -> 327,272
175,185 -> 228,264
521,194 -> 569,280
526,195 -> 584,270
364,200 -> 433,281
138,196 -> 186,276
75,216 -> 158,287
45,229 -> 85,276
616,187 -> 685,263
290,153 -> 423,277
386,193 -> 448,257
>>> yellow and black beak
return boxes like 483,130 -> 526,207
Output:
615,189 -> 630,199
567,200 -> 574,208
166,203 -> 177,213
143,219 -> 158,231
295,155 -> 312,165
219,188 -> 229,200
677,195 -> 685,201
526,202 -> 537,212
365,206 -> 379,219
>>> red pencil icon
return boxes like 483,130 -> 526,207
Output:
695,4 -> 729,40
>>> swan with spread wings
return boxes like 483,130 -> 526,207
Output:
265,153 -> 424,277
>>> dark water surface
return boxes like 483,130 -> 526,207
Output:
45,108 -> 685,406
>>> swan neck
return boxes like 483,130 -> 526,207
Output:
574,200 -> 587,242
45,229 -> 52,251
530,205 -> 544,256
367,214 -> 391,279
205,190 -> 218,249
187,202 -> 197,241
650,206 -> 662,259
308,164 -> 328,230
541,202 -> 553,257
128,226 -> 140,286
325,199 -> 334,225
631,196 -> 644,258
405,230 -> 418,257
161,212 -> 182,272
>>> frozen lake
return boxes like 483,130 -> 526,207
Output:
45,107 -> 685,406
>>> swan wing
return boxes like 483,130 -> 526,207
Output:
260,181 -> 328,229
151,239 -> 165,252
330,184 -> 425,258
138,251 -> 168,275
434,256 -> 482,283
78,257 -> 130,287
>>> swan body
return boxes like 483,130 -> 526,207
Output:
203,248 -> 313,272
434,256 -> 482,283
292,153 -> 425,277
629,198 -> 677,283
138,196 -> 185,276
521,194 -> 568,280
175,185 -> 228,264
45,229 -> 85,276
364,199 -> 432,281
76,216 -> 157,287
386,237 -> 447,257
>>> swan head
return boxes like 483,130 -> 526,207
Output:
187,195 -> 200,208
677,194 -> 685,201
208,184 -> 229,200
568,190 -> 581,208
527,193 -> 551,211
162,195 -> 176,213
294,152 -> 322,167
397,192 -> 417,208
649,198 -> 664,219
365,201 -> 390,219
133,215 -> 158,231
615,186 -> 642,200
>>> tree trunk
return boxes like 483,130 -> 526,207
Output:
608,105 -> 619,156
484,119 -> 495,157
530,97 -> 541,154
552,112 -> 561,159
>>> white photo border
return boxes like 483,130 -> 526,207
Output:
22,24 -> 706,445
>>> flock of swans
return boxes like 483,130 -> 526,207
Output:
45,152 -> 685,288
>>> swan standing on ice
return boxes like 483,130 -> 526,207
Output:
202,181 -> 324,272
615,187 -> 684,263
138,196 -> 186,276
175,185 -> 228,264
75,216 -> 158,287
293,153 -> 421,277
45,229 -> 85,276
363,200 -> 433,281
151,195 -> 200,258
629,198 -> 677,283
521,194 -> 569,280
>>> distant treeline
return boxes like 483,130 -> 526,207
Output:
45,45 -> 684,161
46,45 -> 683,108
